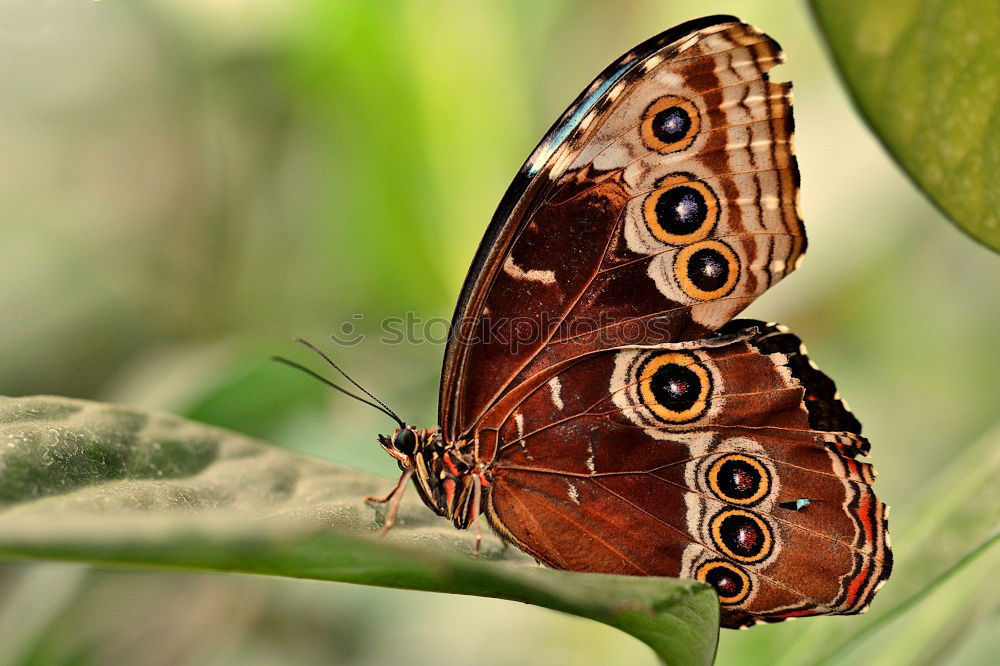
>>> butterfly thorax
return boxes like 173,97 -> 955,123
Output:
377,426 -> 486,529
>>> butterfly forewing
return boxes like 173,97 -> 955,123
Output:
441,17 -> 804,442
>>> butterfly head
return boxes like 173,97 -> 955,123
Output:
392,427 -> 418,456
377,425 -> 437,466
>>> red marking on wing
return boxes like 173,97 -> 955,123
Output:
773,610 -> 815,619
844,564 -> 871,607
443,454 -> 460,477
841,491 -> 875,607
443,478 -> 456,514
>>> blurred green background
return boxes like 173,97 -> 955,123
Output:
1,0 -> 997,664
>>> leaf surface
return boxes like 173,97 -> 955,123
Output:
811,0 -> 1000,250
0,396 -> 719,665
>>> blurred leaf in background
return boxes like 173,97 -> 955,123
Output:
1,0 -> 998,664
811,0 -> 1000,251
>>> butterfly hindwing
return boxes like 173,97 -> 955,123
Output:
481,322 -> 891,627
441,17 -> 803,442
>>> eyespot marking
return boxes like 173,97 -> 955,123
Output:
708,454 -> 771,505
641,96 -> 700,153
696,560 -> 751,604
710,509 -> 774,563
674,240 -> 740,300
643,176 -> 720,245
637,352 -> 712,424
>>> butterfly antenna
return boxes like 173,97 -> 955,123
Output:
271,355 -> 405,429
291,338 -> 402,420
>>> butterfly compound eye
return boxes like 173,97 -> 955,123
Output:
393,428 -> 417,456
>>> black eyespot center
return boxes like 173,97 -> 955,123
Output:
706,565 -> 742,596
718,459 -> 763,501
650,363 -> 701,411
394,428 -> 417,455
686,247 -> 730,292
652,106 -> 692,144
654,186 -> 707,236
698,561 -> 750,604
719,513 -> 767,557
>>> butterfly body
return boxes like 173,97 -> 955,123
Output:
371,15 -> 891,629
378,426 -> 484,531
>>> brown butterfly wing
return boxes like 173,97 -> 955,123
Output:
480,322 -> 891,628
437,17 -> 889,626
440,17 -> 804,442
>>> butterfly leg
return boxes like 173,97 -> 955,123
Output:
470,474 -> 483,556
364,467 -> 412,504
366,467 -> 414,535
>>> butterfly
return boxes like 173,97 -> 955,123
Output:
305,15 -> 892,629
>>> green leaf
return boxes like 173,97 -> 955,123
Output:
0,395 -> 719,665
810,0 -> 1000,251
